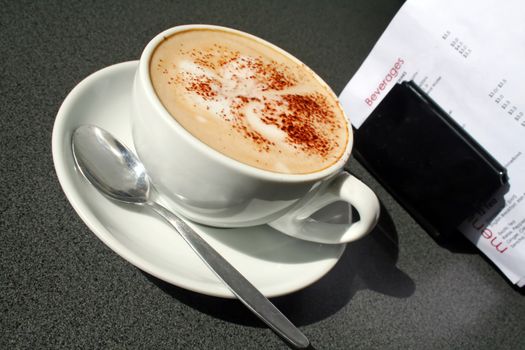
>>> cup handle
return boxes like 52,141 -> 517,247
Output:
268,172 -> 380,244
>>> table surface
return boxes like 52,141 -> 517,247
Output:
2,0 -> 524,349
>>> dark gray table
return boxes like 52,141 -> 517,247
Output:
2,1 -> 524,349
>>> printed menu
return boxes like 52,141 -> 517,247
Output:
340,0 -> 525,286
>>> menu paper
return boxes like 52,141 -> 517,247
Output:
340,0 -> 525,286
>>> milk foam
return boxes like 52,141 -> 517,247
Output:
178,57 -> 290,146
150,29 -> 349,174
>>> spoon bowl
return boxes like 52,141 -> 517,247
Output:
72,125 -> 150,204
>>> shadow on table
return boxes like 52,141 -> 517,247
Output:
144,201 -> 415,328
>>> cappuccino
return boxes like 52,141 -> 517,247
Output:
150,28 -> 348,174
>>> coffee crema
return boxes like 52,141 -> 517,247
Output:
150,28 -> 349,174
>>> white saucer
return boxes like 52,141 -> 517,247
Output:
52,61 -> 346,298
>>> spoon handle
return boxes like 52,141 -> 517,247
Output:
148,201 -> 310,349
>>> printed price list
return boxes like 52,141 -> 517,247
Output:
489,79 -> 525,127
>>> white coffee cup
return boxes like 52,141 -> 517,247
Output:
131,24 -> 380,244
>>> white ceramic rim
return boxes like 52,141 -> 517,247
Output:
138,24 -> 353,183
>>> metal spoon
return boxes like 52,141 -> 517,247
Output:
71,125 -> 310,349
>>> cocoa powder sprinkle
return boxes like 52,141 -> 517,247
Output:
169,46 -> 339,157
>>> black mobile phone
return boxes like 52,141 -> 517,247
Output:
354,81 -> 508,239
